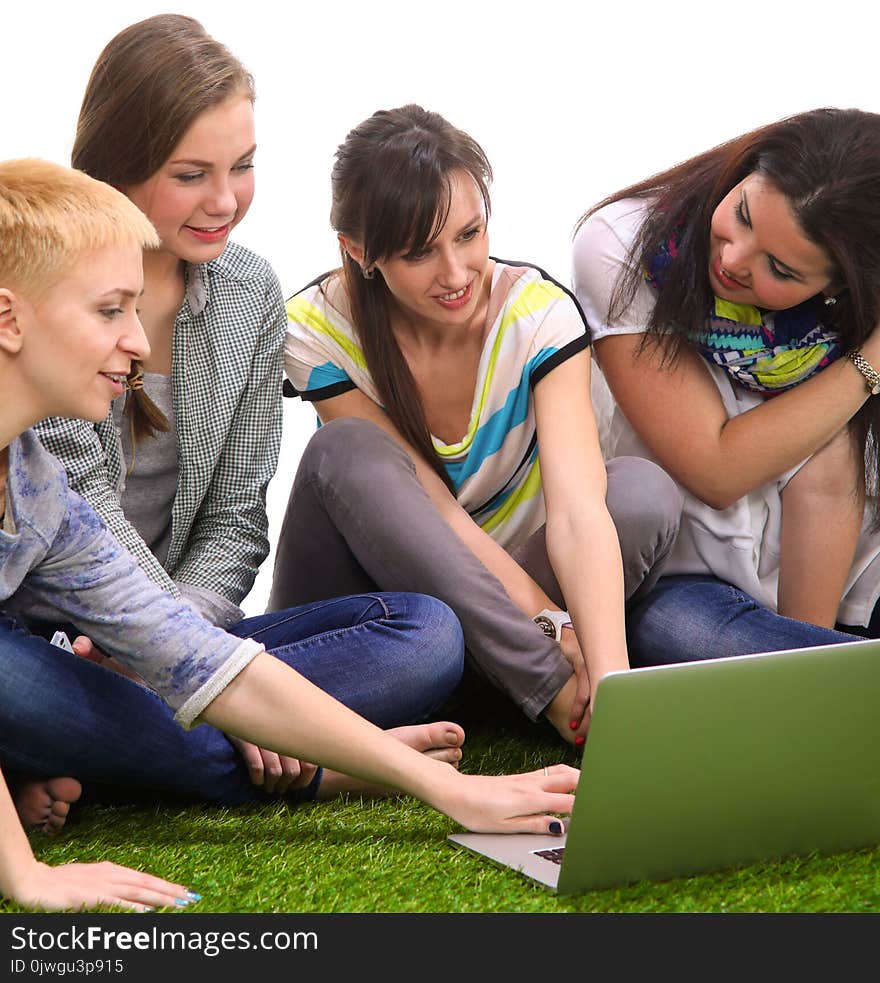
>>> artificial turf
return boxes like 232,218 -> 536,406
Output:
4,687 -> 880,915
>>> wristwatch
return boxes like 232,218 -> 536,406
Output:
532,608 -> 573,642
847,350 -> 880,396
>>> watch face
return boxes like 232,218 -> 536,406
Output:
534,616 -> 557,639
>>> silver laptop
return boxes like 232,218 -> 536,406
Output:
449,639 -> 880,893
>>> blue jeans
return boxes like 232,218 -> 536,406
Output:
626,574 -> 870,667
0,592 -> 463,806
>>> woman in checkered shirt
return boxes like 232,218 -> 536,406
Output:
20,15 -> 467,833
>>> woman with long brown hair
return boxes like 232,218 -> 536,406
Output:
271,104 -> 682,746
572,107 -> 880,664
20,16 -> 467,831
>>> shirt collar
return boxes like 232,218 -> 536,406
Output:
185,263 -> 208,315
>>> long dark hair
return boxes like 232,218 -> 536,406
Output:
73,14 -> 255,442
328,104 -> 492,489
577,107 -> 880,501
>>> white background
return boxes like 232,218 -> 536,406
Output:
5,0 -> 878,614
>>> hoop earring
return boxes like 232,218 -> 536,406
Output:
362,265 -> 375,280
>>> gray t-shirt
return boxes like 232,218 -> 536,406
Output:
113,374 -> 178,568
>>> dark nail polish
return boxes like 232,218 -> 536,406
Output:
549,821 -> 563,835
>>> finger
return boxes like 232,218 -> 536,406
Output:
72,636 -> 100,662
541,763 -> 581,782
483,796 -> 576,834
526,767 -> 579,797
87,891 -> 178,913
237,743 -> 264,787
272,755 -> 304,795
259,749 -> 285,795
572,715 -> 590,746
98,868 -> 200,909
119,876 -> 191,900
289,761 -> 320,790
569,688 -> 590,728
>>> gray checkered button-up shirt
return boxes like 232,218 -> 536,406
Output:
36,242 -> 286,628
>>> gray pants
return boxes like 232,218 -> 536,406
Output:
268,418 -> 682,721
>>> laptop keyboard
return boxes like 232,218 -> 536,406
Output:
534,847 -> 565,865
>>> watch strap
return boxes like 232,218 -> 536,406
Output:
533,608 -> 573,642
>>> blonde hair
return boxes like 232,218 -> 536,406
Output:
0,158 -> 158,299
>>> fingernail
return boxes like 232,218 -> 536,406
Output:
142,906 -> 155,912
575,736 -> 585,747
174,898 -> 191,907
569,721 -> 578,730
186,891 -> 201,902
549,821 -> 563,835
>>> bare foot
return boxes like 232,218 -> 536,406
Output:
15,777 -> 82,836
315,721 -> 465,800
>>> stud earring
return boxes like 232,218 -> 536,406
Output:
824,295 -> 837,307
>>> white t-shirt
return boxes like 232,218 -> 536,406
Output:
285,260 -> 589,550
572,198 -> 880,627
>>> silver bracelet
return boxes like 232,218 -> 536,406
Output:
847,350 -> 880,396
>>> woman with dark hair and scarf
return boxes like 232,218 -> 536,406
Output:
573,107 -> 880,665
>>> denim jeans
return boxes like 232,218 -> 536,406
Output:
0,592 -> 463,805
626,574 -> 870,667
269,418 -> 683,720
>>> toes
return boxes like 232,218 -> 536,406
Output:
51,799 -> 72,820
419,720 -> 465,749
16,777 -> 81,833
46,777 -> 82,805
423,746 -> 463,766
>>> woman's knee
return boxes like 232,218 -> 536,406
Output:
606,456 -> 683,549
627,576 -> 755,665
386,593 -> 465,706
295,418 -> 416,493
407,594 -> 465,676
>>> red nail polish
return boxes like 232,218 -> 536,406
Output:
575,736 -> 585,747
569,721 -> 578,730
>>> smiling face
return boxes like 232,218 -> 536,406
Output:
371,170 -> 491,332
123,93 -> 256,264
708,172 -> 835,310
16,244 -> 149,423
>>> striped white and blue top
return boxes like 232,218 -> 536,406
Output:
284,260 -> 590,550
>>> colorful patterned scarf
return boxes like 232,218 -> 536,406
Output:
644,230 -> 841,394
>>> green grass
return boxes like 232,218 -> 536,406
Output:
4,688 -> 880,914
